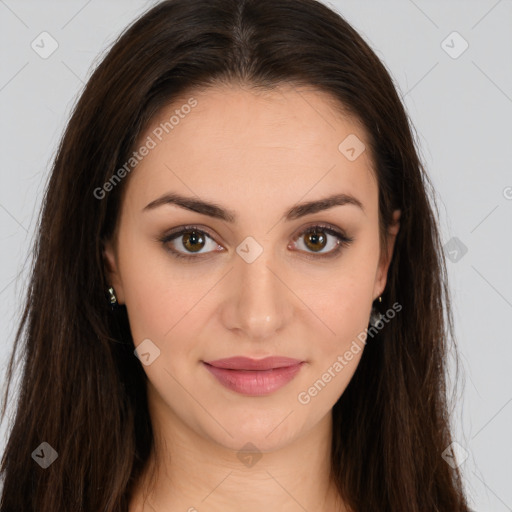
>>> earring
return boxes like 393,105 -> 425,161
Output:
108,286 -> 118,308
369,296 -> 383,328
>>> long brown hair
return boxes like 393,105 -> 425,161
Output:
0,0 -> 469,510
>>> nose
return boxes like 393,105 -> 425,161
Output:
221,251 -> 294,341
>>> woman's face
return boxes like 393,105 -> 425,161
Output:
104,83 -> 399,453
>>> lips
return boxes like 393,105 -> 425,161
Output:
205,356 -> 302,370
203,356 -> 305,396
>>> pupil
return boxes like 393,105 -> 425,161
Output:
306,231 -> 326,252
184,231 -> 204,252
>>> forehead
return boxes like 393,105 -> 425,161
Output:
123,83 -> 378,219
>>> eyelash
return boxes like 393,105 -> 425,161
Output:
158,223 -> 354,261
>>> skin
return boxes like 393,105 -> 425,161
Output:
104,83 -> 401,512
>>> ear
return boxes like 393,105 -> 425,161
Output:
373,209 -> 401,300
103,237 -> 125,305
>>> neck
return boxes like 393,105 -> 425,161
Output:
129,389 -> 346,511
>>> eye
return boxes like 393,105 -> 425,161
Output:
289,223 -> 354,259
159,225 -> 222,260
158,223 -> 354,261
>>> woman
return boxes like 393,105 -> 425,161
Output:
0,0 -> 470,510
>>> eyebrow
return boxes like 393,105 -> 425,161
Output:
142,191 -> 365,222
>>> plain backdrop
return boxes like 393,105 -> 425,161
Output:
0,1 -> 511,510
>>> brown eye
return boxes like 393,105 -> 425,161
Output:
181,231 -> 206,253
303,229 -> 328,252
160,226 -> 221,260
290,224 -> 354,259
160,223 -> 353,262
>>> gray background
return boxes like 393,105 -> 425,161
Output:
1,1 -> 511,510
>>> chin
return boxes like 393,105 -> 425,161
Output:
197,408 -> 307,453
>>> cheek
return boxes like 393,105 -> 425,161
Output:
116,230 -> 187,343
117,231 -> 223,361
301,236 -> 380,377
304,278 -> 370,381
295,279 -> 372,410
313,250 -> 379,335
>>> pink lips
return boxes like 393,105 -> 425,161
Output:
203,356 -> 304,396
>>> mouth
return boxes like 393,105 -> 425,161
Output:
202,356 -> 305,396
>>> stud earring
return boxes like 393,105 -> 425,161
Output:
108,286 -> 118,309
369,295 -> 383,328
